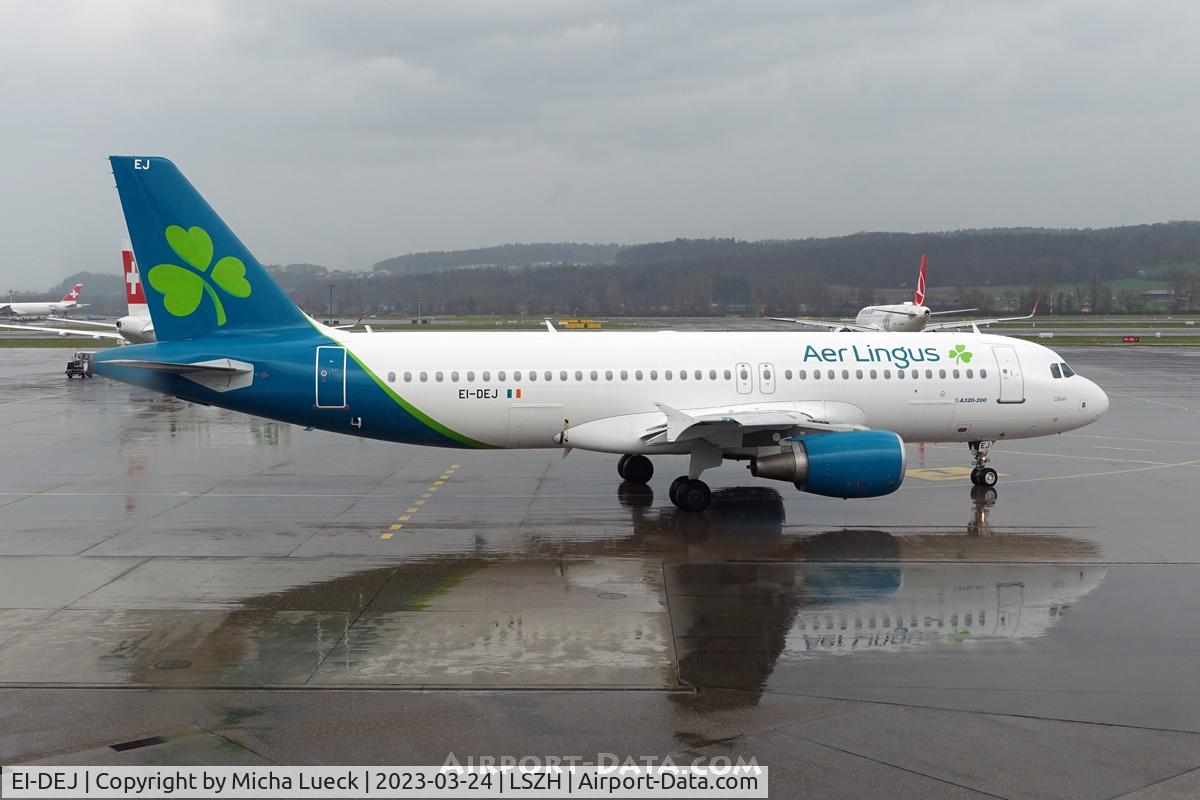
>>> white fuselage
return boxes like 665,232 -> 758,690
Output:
0,300 -> 80,317
854,302 -> 932,332
323,328 -> 1107,452
115,312 -> 155,344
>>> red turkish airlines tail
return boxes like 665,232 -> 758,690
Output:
913,255 -> 927,306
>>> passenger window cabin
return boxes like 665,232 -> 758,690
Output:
397,359 -> 1003,392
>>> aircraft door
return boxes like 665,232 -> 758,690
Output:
993,346 -> 1025,404
315,345 -> 347,408
735,362 -> 752,394
758,362 -> 776,394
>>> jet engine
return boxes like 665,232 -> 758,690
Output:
749,430 -> 906,498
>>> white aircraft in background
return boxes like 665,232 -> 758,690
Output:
0,283 -> 87,318
95,156 -> 1109,513
775,254 -> 1039,332
0,243 -> 154,344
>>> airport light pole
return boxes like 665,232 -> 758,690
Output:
327,282 -> 334,325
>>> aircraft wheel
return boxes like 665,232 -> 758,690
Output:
622,455 -> 653,485
617,454 -> 632,480
617,482 -> 654,510
970,486 -> 998,502
668,475 -> 689,506
674,479 -> 712,512
969,468 -> 982,486
978,467 -> 998,487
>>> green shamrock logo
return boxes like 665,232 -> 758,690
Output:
147,225 -> 251,326
948,344 -> 973,364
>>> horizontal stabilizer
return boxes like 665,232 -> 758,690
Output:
103,357 -> 254,392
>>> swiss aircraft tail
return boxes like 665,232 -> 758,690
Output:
61,283 -> 83,303
913,254 -> 927,306
120,239 -> 149,317
108,156 -> 309,341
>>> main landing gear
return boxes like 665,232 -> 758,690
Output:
968,440 -> 998,487
617,443 -> 719,513
670,441 -> 722,512
617,454 -> 654,485
668,476 -> 711,513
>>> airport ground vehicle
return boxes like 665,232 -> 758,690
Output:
65,351 -> 94,379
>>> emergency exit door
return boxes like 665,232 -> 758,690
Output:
315,346 -> 347,408
735,362 -> 752,394
758,363 -> 776,394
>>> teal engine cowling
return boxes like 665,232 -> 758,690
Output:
749,430 -> 906,498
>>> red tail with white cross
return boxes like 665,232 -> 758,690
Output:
121,239 -> 149,315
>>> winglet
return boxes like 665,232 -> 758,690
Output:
544,319 -> 556,333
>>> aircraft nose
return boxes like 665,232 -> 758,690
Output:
1086,379 -> 1109,419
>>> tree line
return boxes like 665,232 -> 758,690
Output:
21,222 -> 1200,316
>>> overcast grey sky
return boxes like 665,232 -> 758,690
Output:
2,0 -> 1198,289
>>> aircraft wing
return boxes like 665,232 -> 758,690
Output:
769,317 -> 880,332
642,402 -> 863,445
924,298 -> 1039,331
0,321 -> 122,340
333,311 -> 368,330
32,317 -> 119,330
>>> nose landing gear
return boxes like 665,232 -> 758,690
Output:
968,440 -> 998,487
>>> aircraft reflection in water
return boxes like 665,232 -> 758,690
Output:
613,484 -> 1105,687
99,486 -> 1103,693
115,391 -> 290,514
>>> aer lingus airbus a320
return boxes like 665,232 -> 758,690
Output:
93,157 -> 1108,511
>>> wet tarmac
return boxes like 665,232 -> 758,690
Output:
2,346 -> 1200,798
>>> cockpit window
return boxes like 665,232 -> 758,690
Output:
1050,363 -> 1062,379
1061,362 -> 1075,378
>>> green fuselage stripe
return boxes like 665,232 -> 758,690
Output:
342,345 -> 496,449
